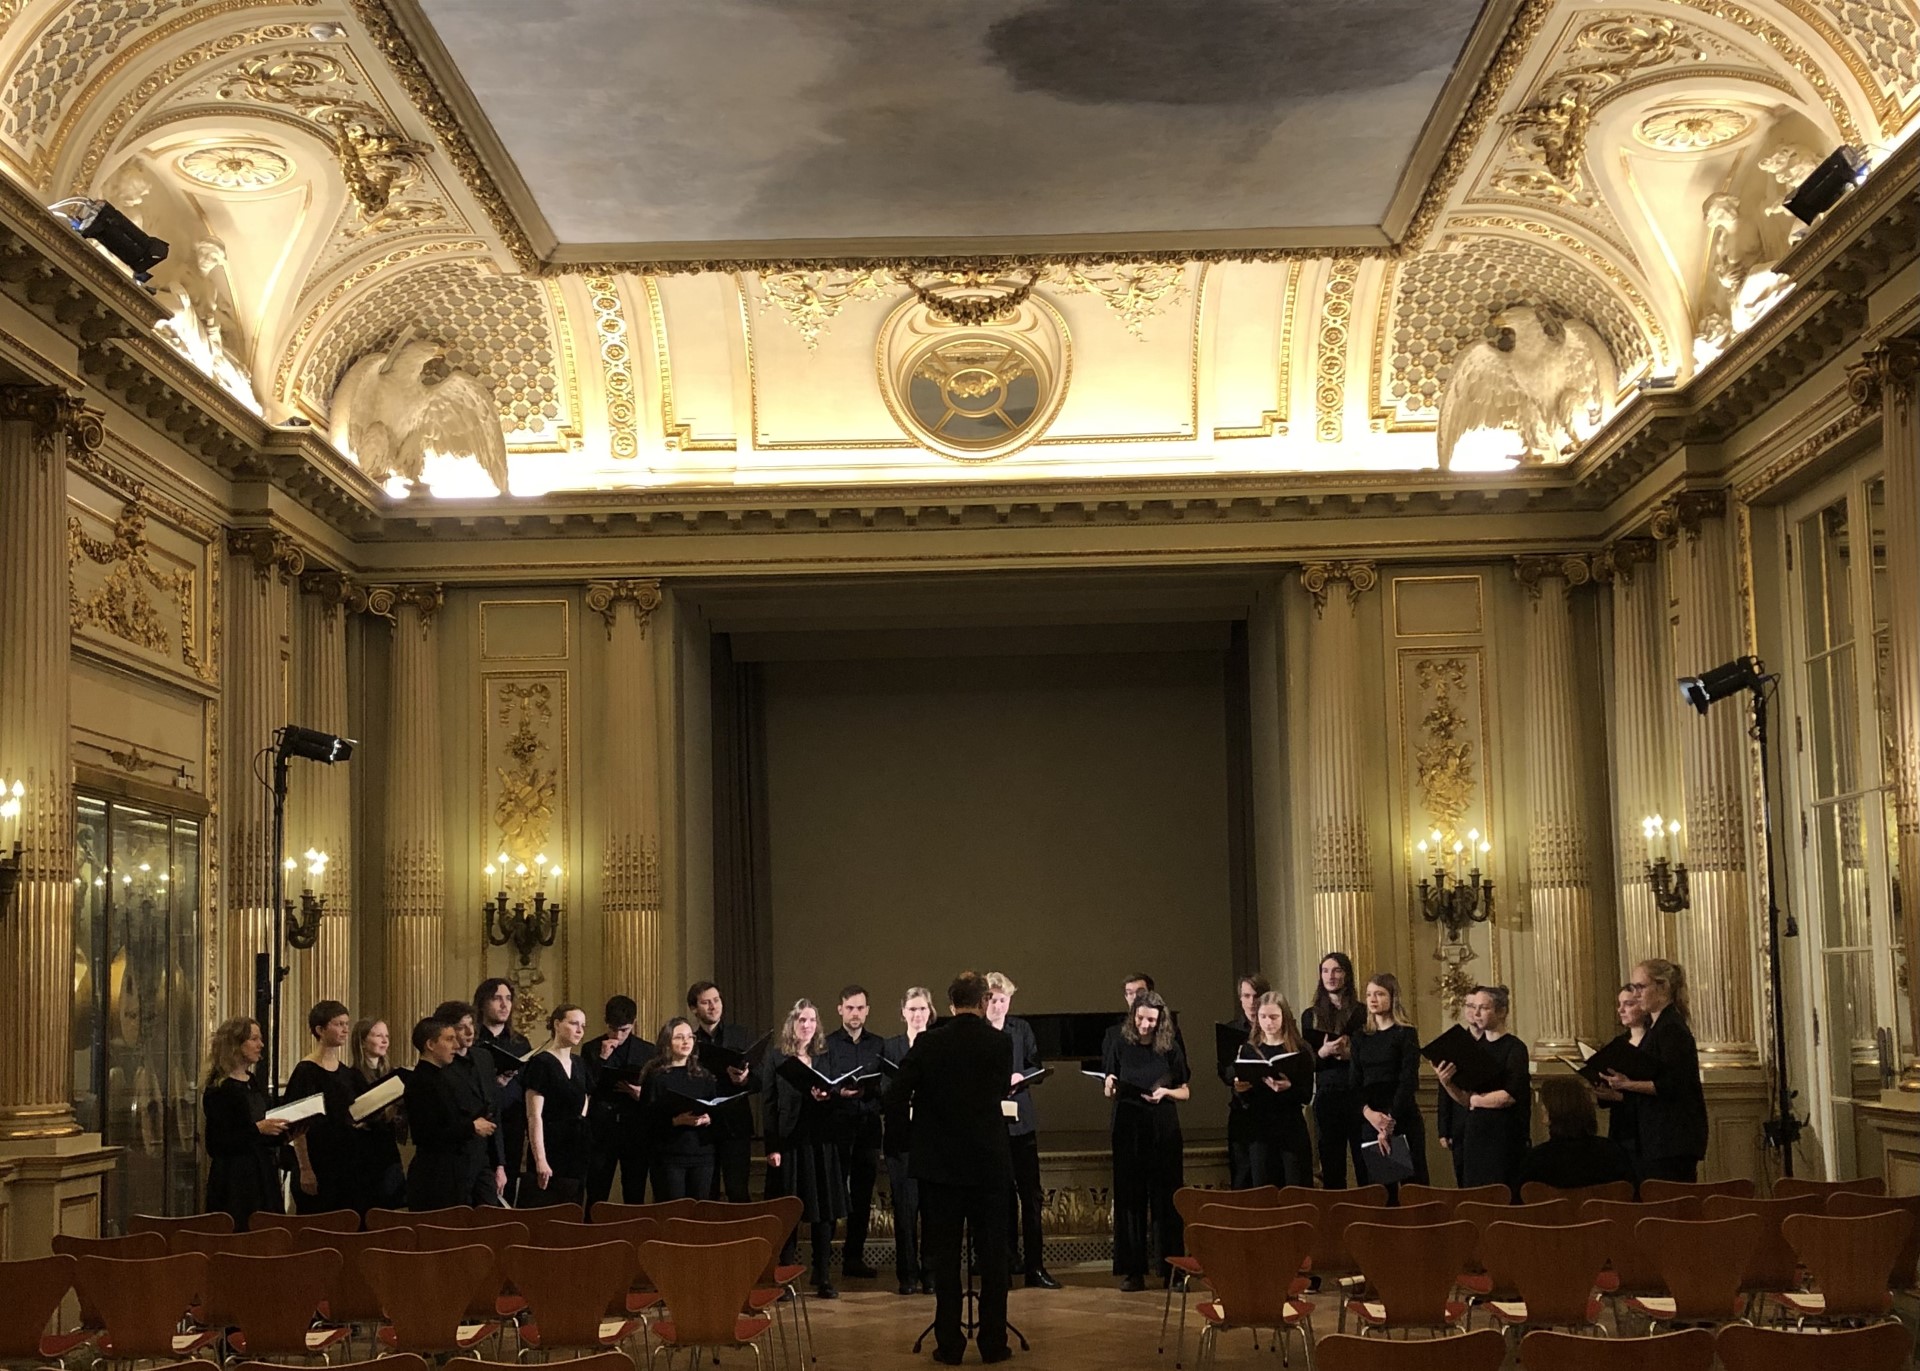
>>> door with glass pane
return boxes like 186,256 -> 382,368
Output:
1789,475 -> 1900,1178
73,795 -> 204,1230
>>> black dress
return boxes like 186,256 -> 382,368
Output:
404,1059 -> 482,1210
1303,999 -> 1367,1188
284,1059 -> 357,1214
645,1064 -> 719,1201
347,1064 -> 407,1213
1349,1025 -> 1430,1189
204,1077 -> 283,1227
1459,1032 -> 1532,1196
1241,1043 -> 1314,1189
761,1048 -> 848,1227
522,1050 -> 591,1205
1636,1010 -> 1709,1182
1102,1035 -> 1189,1280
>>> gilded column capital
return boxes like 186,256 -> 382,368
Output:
1299,560 -> 1379,613
298,568 -> 370,617
1846,339 -> 1920,421
585,578 -> 664,637
0,385 -> 104,466
365,583 -> 444,632
1649,489 -> 1728,543
1513,553 -> 1596,597
1600,536 -> 1659,583
226,527 -> 306,582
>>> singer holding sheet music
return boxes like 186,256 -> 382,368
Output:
1303,953 -> 1367,1188
1594,984 -> 1649,1172
522,1003 -> 593,1205
1104,990 -> 1190,1292
585,996 -> 650,1206
437,998 -> 507,1205
1349,974 -> 1428,1190
283,1000 -> 356,1213
1220,974 -> 1270,1188
474,978 -> 531,1203
882,987 -> 935,1296
986,971 -> 1060,1289
690,981 -> 761,1202
1603,959 -> 1707,1183
1435,984 -> 1530,1197
824,986 -> 887,1280
348,1018 -> 406,1214
404,1016 -> 493,1210
764,999 -> 848,1299
203,1015 -> 287,1227
1236,991 -> 1314,1187
642,1017 -> 720,1199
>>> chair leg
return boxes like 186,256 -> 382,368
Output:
1175,1280 -> 1193,1369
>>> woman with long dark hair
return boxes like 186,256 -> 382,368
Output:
1103,990 -> 1190,1291
523,1003 -> 592,1205
764,998 -> 848,1299
641,1016 -> 719,1200
1238,991 -> 1313,1187
347,1017 -> 406,1213
1303,952 -> 1366,1187
1221,973 -> 1270,1189
1437,984 -> 1530,1197
1348,974 -> 1429,1192
202,1016 -> 286,1227
1602,959 -> 1707,1182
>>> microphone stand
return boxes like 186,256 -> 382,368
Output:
912,1215 -> 1030,1354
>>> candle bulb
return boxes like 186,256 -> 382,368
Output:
1667,818 -> 1682,865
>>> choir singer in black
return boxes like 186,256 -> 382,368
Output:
884,971 -> 1016,1367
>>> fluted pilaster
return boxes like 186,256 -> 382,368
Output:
1850,341 -> 1920,1082
588,579 -> 663,1025
378,585 -> 445,1040
1301,562 -> 1379,974
1516,555 -> 1600,1056
1606,538 -> 1675,969
0,389 -> 99,1139
289,571 -> 359,1024
1660,492 -> 1758,1062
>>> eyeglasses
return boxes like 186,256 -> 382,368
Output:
1627,981 -> 1651,991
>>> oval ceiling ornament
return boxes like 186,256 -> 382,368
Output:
1633,106 -> 1755,152
877,294 -> 1070,463
175,143 -> 295,191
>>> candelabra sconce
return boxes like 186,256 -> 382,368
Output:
1641,815 -> 1691,913
483,851 -> 563,968
283,849 -> 329,950
0,779 -> 26,920
1415,828 -> 1495,941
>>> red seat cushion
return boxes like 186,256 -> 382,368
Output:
376,1321 -> 498,1350
1198,1299 -> 1311,1327
38,1331 -> 94,1358
625,1291 -> 663,1315
1346,1298 -> 1468,1328
1168,1256 -> 1203,1275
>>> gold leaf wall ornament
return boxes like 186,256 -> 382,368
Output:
584,276 -> 638,459
493,681 -> 556,864
1634,106 -> 1757,151
909,269 -> 1039,328
175,143 -> 294,190
757,268 -> 899,349
584,578 -> 662,636
68,501 -> 201,667
1413,656 -> 1475,832
1040,262 -> 1190,339
1315,261 -> 1360,443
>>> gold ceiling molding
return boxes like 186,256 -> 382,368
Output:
1775,0 -> 1920,133
1633,105 -> 1756,149
757,269 -> 897,350
1668,0 -> 1864,145
1315,261 -> 1361,444
583,275 -> 637,461
69,499 -> 202,667
641,275 -> 735,453
1040,263 -> 1190,339
175,142 -> 293,189
1214,261 -> 1300,441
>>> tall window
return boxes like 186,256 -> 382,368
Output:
73,795 -> 203,1229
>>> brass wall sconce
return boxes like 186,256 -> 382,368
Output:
283,849 -> 329,949
0,779 -> 25,920
1641,814 -> 1690,913
483,851 -> 562,967
1415,827 -> 1495,940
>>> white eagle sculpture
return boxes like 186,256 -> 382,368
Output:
1436,305 -> 1618,469
329,336 -> 510,495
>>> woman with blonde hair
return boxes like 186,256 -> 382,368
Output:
763,998 -> 847,1299
1236,991 -> 1312,1187
1437,983 -> 1530,1196
202,1015 -> 286,1226
1601,959 -> 1708,1182
1350,974 -> 1430,1191
523,1003 -> 592,1205
346,1017 -> 405,1213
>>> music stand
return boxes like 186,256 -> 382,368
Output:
911,1218 -> 1030,1354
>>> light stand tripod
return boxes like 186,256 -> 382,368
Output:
911,1215 -> 1030,1355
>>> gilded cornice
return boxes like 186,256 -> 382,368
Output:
1299,560 -> 1380,612
0,384 -> 104,460
298,568 -> 371,615
365,581 -> 444,630
1649,489 -> 1728,542
225,526 -> 305,581
1513,552 -> 1597,595
1846,338 -> 1920,420
584,578 -> 663,637
1598,536 -> 1659,583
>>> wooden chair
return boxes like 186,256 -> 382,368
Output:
416,1221 -> 530,1323
128,1212 -> 234,1241
1770,1210 -> 1912,1326
1827,1192 -> 1920,1292
1401,1184 -> 1512,1216
1717,1321 -> 1913,1371
1331,1202 -> 1450,1333
1162,1185 -> 1283,1361
366,1205 -> 475,1231
547,1219 -> 663,1310
1772,1177 -> 1886,1202
73,1253 -> 221,1361
592,1199 -> 700,1224
1480,1221 -> 1612,1338
661,1216 -> 805,1367
0,1254 -> 91,1365
50,1233 -> 165,1330
504,1242 -> 641,1356
1160,1205 -> 1315,1367
690,1196 -> 811,1366
448,1353 -> 631,1371
363,1245 -> 500,1357
1318,1328 -> 1505,1371
171,1225 -> 294,1257
250,1208 -> 361,1235
1282,1185 -> 1387,1304
1625,1214 -> 1760,1330
215,1250 -> 353,1361
638,1239 -> 775,1368
1701,1194 -> 1822,1310
239,1357 -> 430,1371
1517,1328 -> 1716,1371
1639,1178 -> 1755,1204
1520,1181 -> 1635,1207
1186,1222 -> 1316,1371
291,1226 -> 415,1354
514,1204 -> 588,1249
1438,1201 -> 1569,1324
1346,1221 -> 1478,1337
1580,1195 -> 1701,1309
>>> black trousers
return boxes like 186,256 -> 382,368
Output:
1239,1135 -> 1314,1189
886,1152 -> 922,1283
1640,1155 -> 1699,1183
587,1121 -> 650,1206
1007,1132 -> 1045,1273
1312,1088 -> 1367,1188
712,1135 -> 754,1202
922,1180 -> 1010,1361
1112,1110 -> 1183,1279
839,1136 -> 882,1266
651,1154 -> 715,1201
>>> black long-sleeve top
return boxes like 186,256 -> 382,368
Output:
1302,999 -> 1364,1093
695,1019 -> 762,1141
762,1047 -> 834,1152
1101,1034 -> 1190,1138
644,1063 -> 722,1160
881,1032 -> 919,1157
1001,1016 -> 1041,1139
1636,1009 -> 1708,1163
1349,1023 -> 1422,1125
404,1059 -> 480,1155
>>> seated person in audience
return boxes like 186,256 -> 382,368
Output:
1516,1074 -> 1637,1193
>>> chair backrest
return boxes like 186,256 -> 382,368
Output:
516,1205 -> 589,1248
1173,1185 -> 1282,1226
0,1255 -> 76,1359
1346,1221 -> 1478,1328
1827,1191 -> 1920,1290
213,1250 -> 340,1352
1459,1198 -> 1575,1234
50,1232 -> 164,1325
1318,1329 -> 1506,1371
1772,1176 -> 1886,1201
1519,1181 -> 1635,1207
504,1243 -> 637,1348
1633,1214 -> 1760,1321
1281,1183 -> 1387,1211
1518,1328 -> 1715,1371
250,1208 -> 361,1235
1717,1321 -> 1913,1371
449,1351 -> 631,1371
1323,1201 -> 1447,1284
172,1226 -> 294,1258
660,1214 -> 789,1283
1483,1221 -> 1611,1327
361,1245 -> 496,1352
1186,1223 -> 1314,1327
638,1239 -> 771,1346
1700,1194 -> 1821,1292
686,1199 -> 801,1251
1781,1210 -> 1911,1319
244,1358 -> 433,1371
593,1199 -> 700,1224
1639,1178 -> 1755,1203
1334,1201 -> 1447,1233
1401,1183 -> 1512,1216
74,1253 -> 208,1359
290,1226 -> 416,1325
366,1205 -> 475,1231
1580,1197 -> 1701,1295
416,1222 -> 529,1320
128,1212 -> 234,1239
1285,1185 -> 1388,1277
1194,1203 -> 1317,1237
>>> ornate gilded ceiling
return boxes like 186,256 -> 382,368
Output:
0,0 -> 1914,500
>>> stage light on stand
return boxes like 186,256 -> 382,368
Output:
1783,146 -> 1869,225
277,725 -> 354,763
1678,655 -> 1767,715
45,198 -> 170,283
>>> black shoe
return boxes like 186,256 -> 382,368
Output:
1120,1275 -> 1147,1292
813,1282 -> 840,1300
844,1261 -> 879,1278
919,1277 -> 935,1295
981,1348 -> 1014,1364
1025,1268 -> 1061,1290
898,1281 -> 915,1296
932,1350 -> 965,1366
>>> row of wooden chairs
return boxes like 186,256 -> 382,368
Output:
1310,1324 -> 1911,1371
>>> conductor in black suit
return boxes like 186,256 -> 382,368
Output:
884,971 -> 1016,1366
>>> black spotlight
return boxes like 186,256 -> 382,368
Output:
51,198 -> 170,282
1678,656 -> 1768,715
276,725 -> 355,764
1783,147 -> 1868,225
